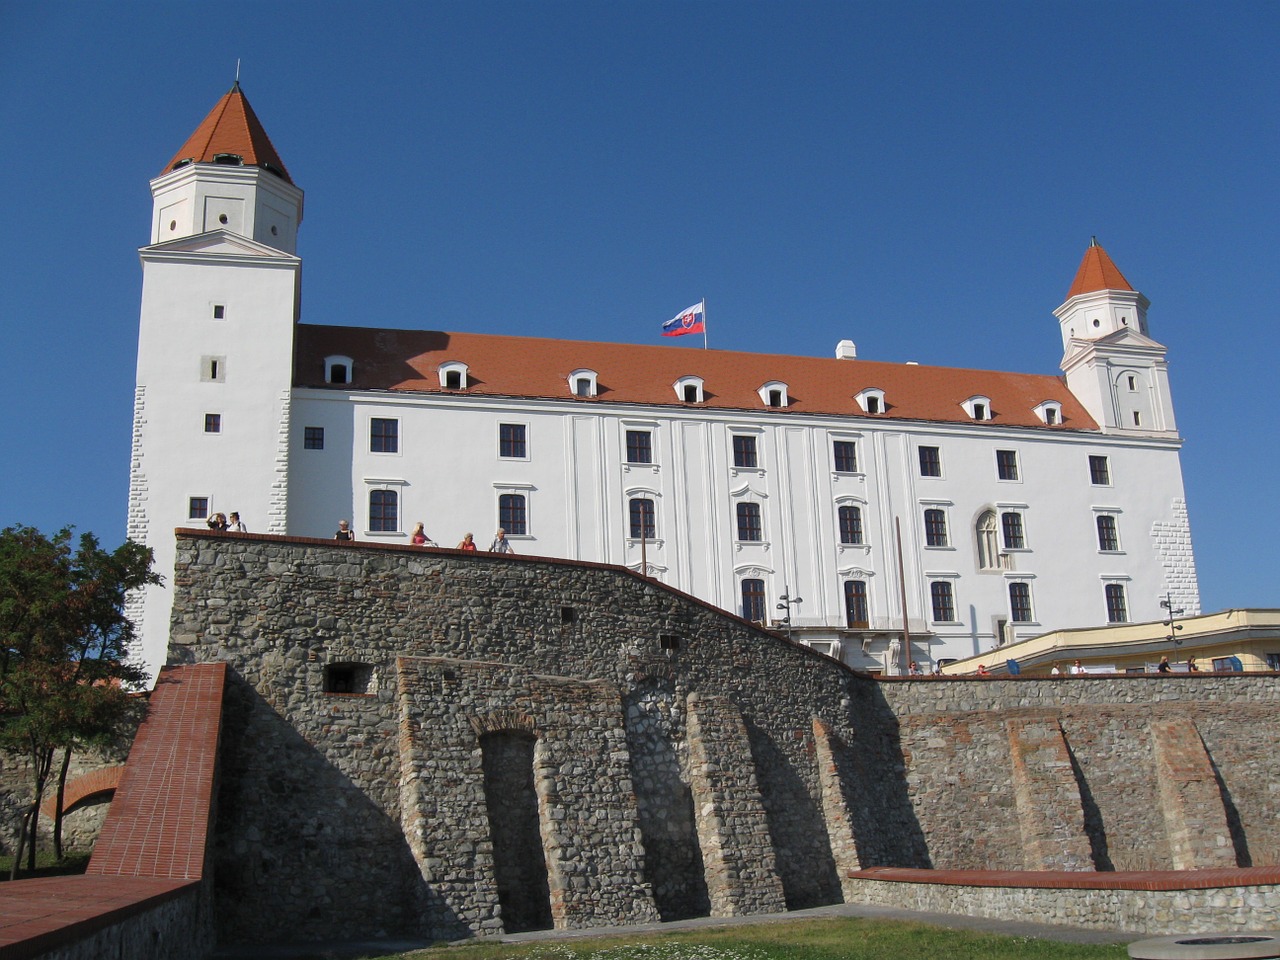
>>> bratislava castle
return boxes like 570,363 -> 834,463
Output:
128,86 -> 1199,679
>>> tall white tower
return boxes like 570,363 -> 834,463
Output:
1054,239 -> 1177,436
128,84 -> 303,680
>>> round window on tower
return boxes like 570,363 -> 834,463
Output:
271,225 -> 279,236
169,220 -> 176,231
218,214 -> 229,225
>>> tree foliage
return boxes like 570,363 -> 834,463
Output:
0,525 -> 160,875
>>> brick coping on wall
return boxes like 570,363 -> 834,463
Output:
176,528 -> 858,675
0,876 -> 197,960
850,866 -> 1280,891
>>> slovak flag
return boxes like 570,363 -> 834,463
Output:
662,302 -> 705,337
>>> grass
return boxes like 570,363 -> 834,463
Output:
0,849 -> 91,881
338,916 -> 1129,960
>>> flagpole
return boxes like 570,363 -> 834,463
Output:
702,298 -> 708,350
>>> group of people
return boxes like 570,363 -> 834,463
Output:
334,521 -> 515,554
207,511 -> 247,532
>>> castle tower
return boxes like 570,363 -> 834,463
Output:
1054,239 -> 1177,435
128,85 -> 303,680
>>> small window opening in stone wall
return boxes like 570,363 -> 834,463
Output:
659,634 -> 681,652
560,606 -> 577,624
323,662 -> 374,695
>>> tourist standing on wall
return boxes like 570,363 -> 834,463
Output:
457,533 -> 477,551
489,529 -> 514,554
335,520 -> 354,541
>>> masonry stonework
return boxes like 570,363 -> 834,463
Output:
166,532 -> 1280,946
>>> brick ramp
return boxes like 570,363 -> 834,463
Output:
0,663 -> 226,959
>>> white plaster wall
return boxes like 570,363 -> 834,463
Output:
285,390 -> 1198,666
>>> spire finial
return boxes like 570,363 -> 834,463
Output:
234,59 -> 241,89
1090,235 -> 1099,247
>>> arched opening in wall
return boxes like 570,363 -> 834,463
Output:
480,732 -> 553,933
623,682 -> 709,921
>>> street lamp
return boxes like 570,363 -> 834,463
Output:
1160,593 -> 1184,646
777,586 -> 803,643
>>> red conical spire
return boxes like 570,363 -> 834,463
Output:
1066,237 -> 1134,299
161,83 -> 292,183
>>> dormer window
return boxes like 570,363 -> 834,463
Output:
325,355 -> 353,385
758,381 -> 789,409
856,388 -> 886,415
962,396 -> 992,421
674,376 -> 704,404
569,369 -> 598,398
1034,401 -> 1063,426
438,361 -> 469,391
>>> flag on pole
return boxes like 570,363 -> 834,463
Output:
661,302 -> 705,337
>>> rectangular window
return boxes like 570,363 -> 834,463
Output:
212,304 -> 226,320
626,430 -> 653,464
833,441 -> 858,473
304,426 -> 325,450
499,493 -> 527,535
838,505 -> 863,545
996,449 -> 1019,481
741,579 -> 766,622
204,413 -> 221,434
930,581 -> 955,622
371,418 -> 399,453
1009,582 -> 1033,622
1212,657 -> 1240,673
924,508 -> 948,547
844,580 -> 869,628
1266,653 -> 1280,671
1001,512 -> 1025,549
628,498 -> 655,539
369,489 -> 398,532
499,423 -> 527,459
918,446 -> 941,477
736,502 -> 762,541
1089,455 -> 1111,485
1105,583 -> 1128,623
188,497 -> 209,520
732,435 -> 758,468
1096,515 -> 1119,551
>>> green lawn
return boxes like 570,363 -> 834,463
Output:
358,917 -> 1128,960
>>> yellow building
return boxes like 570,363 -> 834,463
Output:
938,608 -> 1280,676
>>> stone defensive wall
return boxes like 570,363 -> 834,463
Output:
163,530 -> 1279,947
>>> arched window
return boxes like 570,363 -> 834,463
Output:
976,510 -> 1000,570
837,505 -> 863,545
438,361 -> 469,390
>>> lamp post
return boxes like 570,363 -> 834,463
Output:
1160,593 -> 1184,646
777,586 -> 803,643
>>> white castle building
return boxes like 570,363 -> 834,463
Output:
128,85 -> 1200,680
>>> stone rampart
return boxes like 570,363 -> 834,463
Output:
166,532 -> 1280,945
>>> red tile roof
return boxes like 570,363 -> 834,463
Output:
294,326 -> 1097,430
1066,239 -> 1133,299
161,83 -> 292,183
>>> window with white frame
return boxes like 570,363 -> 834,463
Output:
741,579 -> 766,622
856,388 -> 885,414
1035,401 -> 1062,425
569,369 -> 598,398
930,580 -> 956,622
732,434 -> 759,468
918,445 -> 942,477
368,489 -> 399,533
674,376 -> 704,403
1001,511 -> 1025,550
370,418 -> 399,454
844,580 -> 869,627
837,504 -> 864,545
832,440 -> 859,473
996,449 -> 1019,481
736,502 -> 763,542
325,355 -> 353,385
625,429 -> 653,464
1096,514 -> 1120,552
499,493 -> 527,536
499,423 -> 527,459
924,507 -> 949,547
758,381 -> 789,408
1008,581 -> 1034,623
1089,455 -> 1111,485
438,361 -> 468,391
962,396 -> 992,421
1104,582 -> 1128,623
628,497 -> 656,539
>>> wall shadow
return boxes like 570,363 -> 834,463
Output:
213,672 -> 464,944
1065,738 -> 1112,871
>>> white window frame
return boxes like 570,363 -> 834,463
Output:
1003,573 -> 1039,626
624,486 -> 663,546
1034,400 -> 1062,425
926,572 -> 961,625
855,387 -> 886,415
569,368 -> 599,398
729,427 -> 765,474
758,381 -> 789,408
368,416 -> 402,457
962,395 -> 992,421
1100,575 -> 1132,624
494,482 -> 535,540
200,355 -> 227,383
363,477 -> 407,538
674,376 -> 705,403
1092,506 -> 1124,554
438,360 -> 469,391
325,354 -> 353,385
920,499 -> 954,551
498,421 -> 530,461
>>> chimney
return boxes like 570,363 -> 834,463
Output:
835,340 -> 857,360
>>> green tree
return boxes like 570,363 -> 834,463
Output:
0,526 -> 159,877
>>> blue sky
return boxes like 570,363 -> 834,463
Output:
1,2 -> 1276,611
